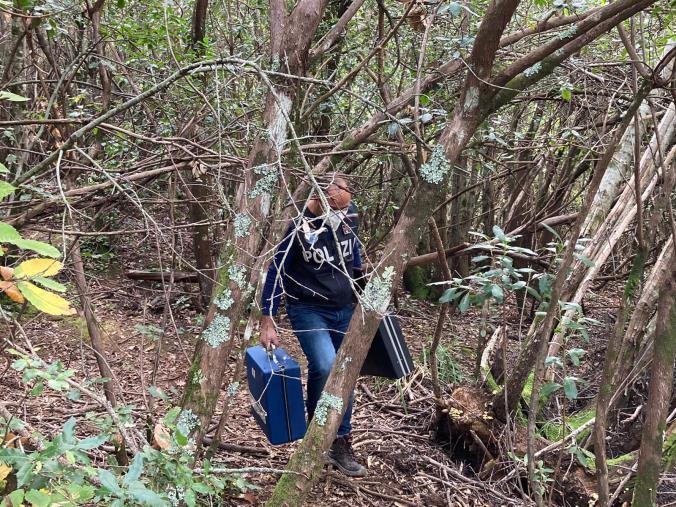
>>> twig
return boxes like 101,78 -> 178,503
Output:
423,456 -> 525,505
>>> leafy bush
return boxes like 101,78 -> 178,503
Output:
1,353 -> 256,506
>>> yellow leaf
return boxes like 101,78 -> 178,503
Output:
0,280 -> 25,304
16,281 -> 75,316
0,463 -> 11,481
14,259 -> 63,279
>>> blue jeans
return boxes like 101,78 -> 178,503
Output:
286,301 -> 355,437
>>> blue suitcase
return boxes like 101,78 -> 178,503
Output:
245,345 -> 307,445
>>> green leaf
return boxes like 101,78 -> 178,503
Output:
439,1 -> 476,16
526,286 -> 541,301
68,483 -> 95,502
444,1 -> 462,16
541,382 -> 561,397
32,276 -> 67,292
563,377 -> 578,401
11,358 -> 27,371
148,385 -> 168,400
15,460 -> 32,487
175,430 -> 188,446
0,222 -> 20,242
569,445 -> 593,468
123,454 -> 144,486
545,356 -> 563,368
499,256 -> 513,268
6,489 -> 25,507
0,181 -> 16,200
46,378 -> 69,390
458,292 -> 470,313
471,255 -> 490,263
77,434 -> 107,450
163,406 -> 181,426
511,281 -> 527,290
560,301 -> 583,313
567,348 -> 585,367
508,246 -> 537,256
490,284 -> 504,301
0,91 -> 29,102
561,87 -> 572,102
492,225 -> 506,242
0,162 -> 9,174
24,490 -> 51,507
184,490 -> 196,507
419,94 -> 430,106
62,417 -> 76,444
98,468 -> 122,495
128,482 -> 166,506
574,252 -> 595,268
438,288 -> 456,303
30,382 -> 44,396
5,239 -> 60,258
191,482 -> 214,494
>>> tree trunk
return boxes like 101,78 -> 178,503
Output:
186,173 -> 215,307
582,102 -> 650,236
632,258 -> 676,506
447,158 -> 470,277
185,0 -> 217,307
594,249 -> 648,506
181,0 -> 333,441
613,238 -> 675,394
70,235 -> 129,466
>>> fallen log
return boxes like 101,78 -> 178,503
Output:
406,213 -> 576,270
405,242 -> 470,269
406,242 -> 550,270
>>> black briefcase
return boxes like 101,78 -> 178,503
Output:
360,313 -> 414,379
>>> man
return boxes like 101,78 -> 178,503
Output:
259,176 -> 367,477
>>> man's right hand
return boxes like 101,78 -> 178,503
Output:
260,316 -> 280,350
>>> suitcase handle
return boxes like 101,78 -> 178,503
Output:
267,344 -> 279,365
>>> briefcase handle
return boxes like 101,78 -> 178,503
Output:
267,344 -> 280,366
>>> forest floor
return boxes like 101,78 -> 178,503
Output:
1,231 -> 627,506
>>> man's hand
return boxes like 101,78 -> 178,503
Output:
260,316 -> 280,350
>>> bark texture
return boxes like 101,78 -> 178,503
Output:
632,259 -> 676,506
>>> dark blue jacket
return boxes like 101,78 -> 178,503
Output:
261,205 -> 362,316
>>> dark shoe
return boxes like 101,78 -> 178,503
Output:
328,434 -> 368,477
